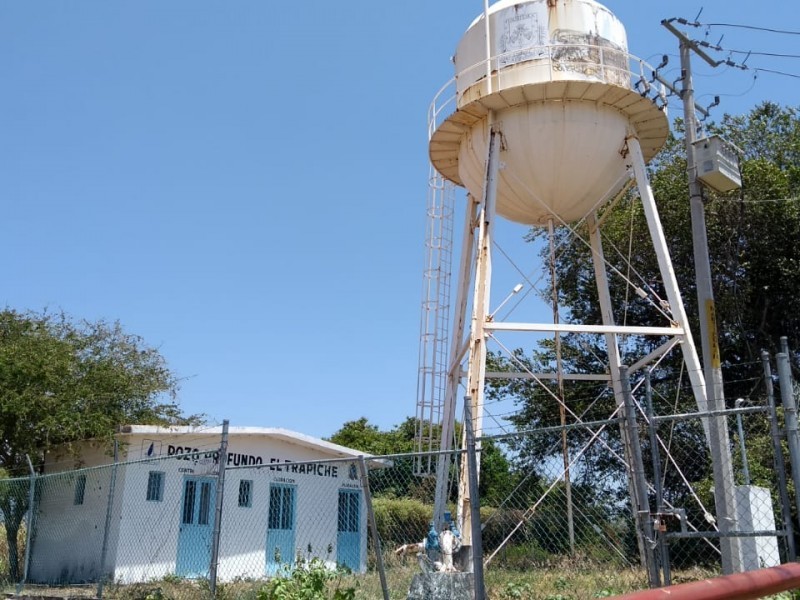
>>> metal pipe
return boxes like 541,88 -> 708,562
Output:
20,455 -> 36,592
665,530 -> 784,540
209,420 -> 229,597
761,350 -> 795,561
484,417 -> 623,443
645,373 -> 670,586
97,441 -> 119,598
734,399 -> 750,486
621,366 -> 659,587
609,562 -> 800,600
548,218 -> 574,555
358,457 -> 389,600
464,401 -> 486,600
652,405 -> 767,424
457,119 -> 500,543
483,0 -> 492,94
776,353 -> 800,527
587,211 -> 645,567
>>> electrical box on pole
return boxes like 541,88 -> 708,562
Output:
692,136 -> 742,193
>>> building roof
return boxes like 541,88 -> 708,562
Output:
117,425 -> 376,462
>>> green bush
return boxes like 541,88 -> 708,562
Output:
256,557 -> 355,600
372,497 -> 431,546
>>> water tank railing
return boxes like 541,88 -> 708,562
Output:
428,47 -> 662,141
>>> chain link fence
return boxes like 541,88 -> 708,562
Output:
648,404 -> 790,580
1,360 -> 799,600
0,445 -> 649,600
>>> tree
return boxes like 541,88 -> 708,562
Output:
328,416 -> 514,506
327,417 -> 414,456
0,308 -> 194,580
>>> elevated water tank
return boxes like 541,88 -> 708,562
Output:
429,0 -> 669,225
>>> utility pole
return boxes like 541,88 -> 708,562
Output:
662,19 -> 741,574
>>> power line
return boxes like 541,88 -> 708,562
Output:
753,67 -> 800,80
725,49 -> 800,60
699,22 -> 800,36
676,17 -> 800,36
696,39 -> 800,61
715,196 -> 800,204
667,18 -> 800,87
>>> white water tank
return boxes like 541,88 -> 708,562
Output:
429,0 -> 669,225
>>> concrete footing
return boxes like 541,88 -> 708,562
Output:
406,572 -> 474,600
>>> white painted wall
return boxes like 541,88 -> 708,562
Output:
32,431 -> 370,584
28,447 -> 114,583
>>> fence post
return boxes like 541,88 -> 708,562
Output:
777,353 -> 800,529
19,455 -> 37,593
645,373 -> 670,586
357,456 -> 389,600
209,420 -> 229,598
97,441 -> 119,599
621,366 -> 659,588
762,350 -> 796,561
464,401 -> 486,600
734,399 -> 751,486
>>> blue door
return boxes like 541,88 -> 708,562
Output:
266,484 -> 296,575
176,477 -> 216,578
337,489 -> 361,572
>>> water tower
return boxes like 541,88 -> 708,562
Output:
427,0 -> 739,572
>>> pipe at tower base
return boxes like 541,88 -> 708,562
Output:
611,563 -> 800,600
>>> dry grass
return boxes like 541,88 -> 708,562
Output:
0,556 -> 741,600
2,564 -> 649,600
0,524 -> 27,583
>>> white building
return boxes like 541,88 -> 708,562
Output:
28,426 -> 379,584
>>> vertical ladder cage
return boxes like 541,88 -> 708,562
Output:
414,167 -> 455,475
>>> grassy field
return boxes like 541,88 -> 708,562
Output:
0,532 -> 749,600
0,562 -> 663,600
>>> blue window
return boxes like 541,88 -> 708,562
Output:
238,480 -> 253,508
147,471 -> 165,502
74,474 -> 86,505
198,481 -> 212,525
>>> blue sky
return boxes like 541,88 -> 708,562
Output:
1,1 -> 799,440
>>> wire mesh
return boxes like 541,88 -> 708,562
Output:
654,406 -> 789,576
0,402 -> 795,600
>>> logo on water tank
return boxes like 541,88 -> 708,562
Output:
497,4 -> 548,67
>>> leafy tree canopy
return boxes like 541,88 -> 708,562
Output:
328,416 -> 513,506
327,416 -> 415,455
0,308 -> 196,476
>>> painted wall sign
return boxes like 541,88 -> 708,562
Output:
165,446 -> 343,478
269,458 -> 339,478
166,445 -> 264,466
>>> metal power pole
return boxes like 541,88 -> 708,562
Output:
464,401 -> 486,600
662,20 -> 741,574
97,441 -> 119,599
620,367 -> 659,587
645,373 -> 670,586
777,353 -> 800,528
358,456 -> 390,600
762,351 -> 796,561
209,420 -> 229,597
